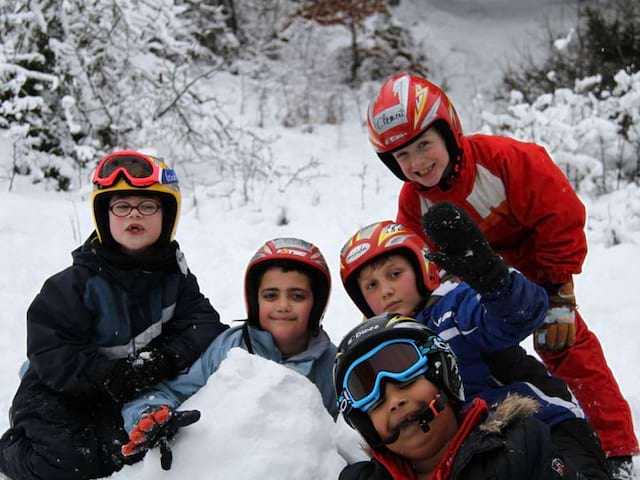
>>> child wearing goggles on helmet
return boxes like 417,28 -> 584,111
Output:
0,150 -> 227,480
335,314 -> 590,480
367,72 -> 638,474
119,237 -> 338,470
339,203 -> 609,479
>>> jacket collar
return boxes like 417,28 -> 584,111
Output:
371,394 -> 540,480
244,325 -> 333,375
371,398 -> 489,480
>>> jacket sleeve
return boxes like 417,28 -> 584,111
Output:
152,271 -> 228,373
491,140 -> 587,284
505,417 -> 584,480
26,268 -> 116,396
450,271 -> 548,351
122,328 -> 239,433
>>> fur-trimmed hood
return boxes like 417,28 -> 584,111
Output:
478,393 -> 540,434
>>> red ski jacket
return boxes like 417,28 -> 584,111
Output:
396,134 -> 587,285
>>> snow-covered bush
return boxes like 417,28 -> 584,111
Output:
500,0 -> 640,103
0,0 -> 271,198
481,70 -> 640,196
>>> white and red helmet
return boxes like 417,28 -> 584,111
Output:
245,238 -> 331,335
367,72 -> 463,181
340,221 -> 440,318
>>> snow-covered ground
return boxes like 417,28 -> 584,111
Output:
1,119 -> 639,478
1,0 -> 638,478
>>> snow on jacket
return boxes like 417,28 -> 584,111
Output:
342,395 -> 580,480
122,323 -> 338,431
24,236 -> 226,398
416,273 -> 584,427
397,134 -> 587,285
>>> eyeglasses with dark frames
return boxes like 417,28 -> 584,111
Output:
109,200 -> 162,217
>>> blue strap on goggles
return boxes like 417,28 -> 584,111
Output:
340,338 -> 429,412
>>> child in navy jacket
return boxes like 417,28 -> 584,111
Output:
0,151 -> 226,480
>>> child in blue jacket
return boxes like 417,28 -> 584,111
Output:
338,202 -> 609,479
120,237 -> 337,470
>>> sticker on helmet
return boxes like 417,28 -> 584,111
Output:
345,243 -> 370,264
161,168 -> 178,184
273,238 -> 313,251
385,133 -> 407,145
414,85 -> 429,129
373,104 -> 407,134
275,248 -> 306,257
381,224 -> 404,235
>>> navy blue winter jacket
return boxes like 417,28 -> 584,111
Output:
24,235 -> 227,398
416,271 -> 584,427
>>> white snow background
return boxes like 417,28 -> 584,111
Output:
1,0 -> 639,478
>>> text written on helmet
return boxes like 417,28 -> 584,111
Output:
347,323 -> 380,345
373,105 -> 407,134
345,243 -> 370,264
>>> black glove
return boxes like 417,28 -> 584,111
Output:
422,202 -> 509,295
121,405 -> 201,470
104,347 -> 176,403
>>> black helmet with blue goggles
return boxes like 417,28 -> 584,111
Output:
334,314 -> 464,448
341,338 -> 431,412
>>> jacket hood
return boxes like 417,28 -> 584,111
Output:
478,393 -> 540,434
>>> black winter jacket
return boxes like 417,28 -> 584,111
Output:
340,395 -> 584,480
24,236 -> 226,398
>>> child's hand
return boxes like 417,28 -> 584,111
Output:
422,202 -> 508,295
535,282 -> 577,352
104,347 -> 176,403
122,405 -> 201,470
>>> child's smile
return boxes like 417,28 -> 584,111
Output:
392,128 -> 450,188
369,377 -> 458,466
258,268 -> 314,356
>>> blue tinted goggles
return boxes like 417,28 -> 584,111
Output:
340,339 -> 429,412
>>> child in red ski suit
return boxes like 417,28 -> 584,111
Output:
365,71 -> 638,477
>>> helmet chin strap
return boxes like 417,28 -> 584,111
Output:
377,392 -> 448,447
417,393 -> 448,433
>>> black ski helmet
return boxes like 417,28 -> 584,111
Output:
334,313 -> 464,447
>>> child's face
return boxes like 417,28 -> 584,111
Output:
108,195 -> 163,254
368,377 -> 458,465
392,128 -> 450,188
258,267 -> 314,356
357,254 -> 423,316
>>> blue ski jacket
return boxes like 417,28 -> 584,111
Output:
416,271 -> 584,427
122,323 -> 338,432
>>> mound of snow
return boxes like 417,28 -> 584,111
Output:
112,348 -> 347,479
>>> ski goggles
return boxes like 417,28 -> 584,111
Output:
340,338 -> 429,412
92,151 -> 178,188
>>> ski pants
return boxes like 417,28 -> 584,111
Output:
0,370 -> 142,480
539,310 -> 639,457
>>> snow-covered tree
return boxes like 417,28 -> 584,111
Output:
0,0 -> 271,198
